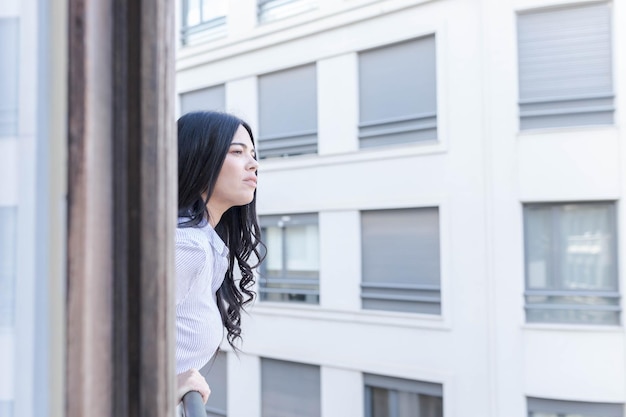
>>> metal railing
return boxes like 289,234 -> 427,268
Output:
181,391 -> 206,417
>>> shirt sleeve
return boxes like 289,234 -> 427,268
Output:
175,228 -> 206,305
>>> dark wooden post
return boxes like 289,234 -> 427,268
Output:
67,0 -> 175,415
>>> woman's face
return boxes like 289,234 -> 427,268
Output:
208,125 -> 259,214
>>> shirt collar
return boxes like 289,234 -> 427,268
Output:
200,220 -> 229,258
177,216 -> 229,258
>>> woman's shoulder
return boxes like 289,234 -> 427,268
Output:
175,225 -> 210,252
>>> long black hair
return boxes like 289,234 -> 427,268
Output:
177,111 -> 264,349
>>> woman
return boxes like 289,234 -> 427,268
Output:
175,111 -> 263,404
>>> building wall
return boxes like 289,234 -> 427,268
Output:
0,1 -> 65,416
176,0 -> 626,416
0,1 -> 33,416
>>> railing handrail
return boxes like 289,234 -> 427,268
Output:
181,391 -> 206,417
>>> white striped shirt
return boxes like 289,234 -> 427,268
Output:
175,218 -> 228,374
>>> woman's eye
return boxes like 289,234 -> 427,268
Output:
231,149 -> 243,155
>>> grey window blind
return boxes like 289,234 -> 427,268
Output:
261,358 -> 320,417
524,202 -> 619,325
517,3 -> 614,129
528,397 -> 623,417
0,18 -> 19,137
260,213 -> 319,304
258,64 -> 317,158
180,84 -> 226,115
361,208 -> 441,314
358,36 -> 437,148
258,0 -> 317,24
200,351 -> 227,417
364,374 -> 443,417
0,207 -> 16,328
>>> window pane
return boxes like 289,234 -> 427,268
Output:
260,214 -> 319,304
525,205 -> 553,289
203,0 -> 228,21
261,359 -> 320,417
258,0 -> 317,24
366,376 -> 443,417
558,204 -> 615,291
370,387 -> 389,417
182,0 -> 227,45
285,224 -> 319,272
419,394 -> 444,417
264,226 -> 283,272
185,0 -> 201,26
397,391 -> 419,416
524,203 -> 619,324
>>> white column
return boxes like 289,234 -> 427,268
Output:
319,210 -> 361,311
226,76 -> 259,138
317,53 -> 359,155
321,366 -> 363,417
228,353 -> 261,417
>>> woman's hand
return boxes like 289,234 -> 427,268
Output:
177,368 -> 211,404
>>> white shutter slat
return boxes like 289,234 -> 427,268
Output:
517,3 -> 614,129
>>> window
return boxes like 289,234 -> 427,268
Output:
517,3 -> 614,130
524,202 -> 619,325
181,0 -> 227,45
527,397 -> 623,417
358,36 -> 437,149
365,374 -> 443,417
200,351 -> 228,417
0,207 -> 16,328
258,0 -> 317,24
0,18 -> 19,137
179,84 -> 226,115
258,64 -> 317,158
260,214 -> 319,304
261,358 -> 320,417
361,208 -> 441,314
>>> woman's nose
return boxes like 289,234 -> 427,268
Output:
249,157 -> 259,171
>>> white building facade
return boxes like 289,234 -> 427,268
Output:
0,1 -> 65,417
175,0 -> 626,416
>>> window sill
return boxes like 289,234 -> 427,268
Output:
251,302 -> 451,331
259,140 -> 446,172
